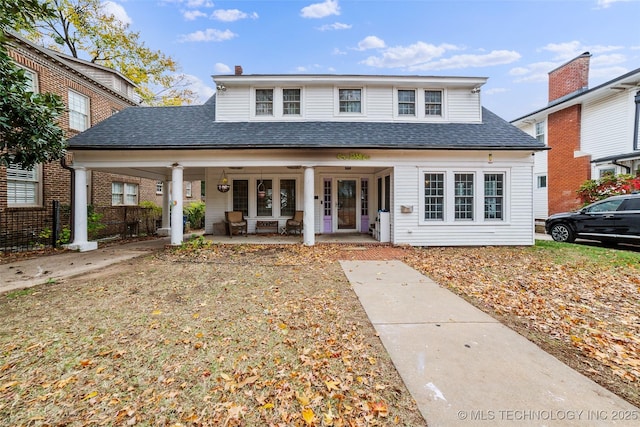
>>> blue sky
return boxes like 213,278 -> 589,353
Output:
105,0 -> 640,121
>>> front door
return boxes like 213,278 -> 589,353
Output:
337,179 -> 357,231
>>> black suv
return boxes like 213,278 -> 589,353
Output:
545,193 -> 640,244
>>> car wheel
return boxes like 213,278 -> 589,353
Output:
550,223 -> 575,243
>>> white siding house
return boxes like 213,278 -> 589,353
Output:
67,71 -> 544,250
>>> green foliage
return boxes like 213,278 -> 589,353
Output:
184,201 -> 205,229
140,200 -> 162,221
534,239 -> 640,268
5,288 -> 35,299
28,0 -> 196,106
38,226 -> 71,246
178,235 -> 213,251
87,205 -> 105,239
576,174 -> 640,205
0,0 -> 66,170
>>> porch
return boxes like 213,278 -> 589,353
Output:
199,232 -> 378,245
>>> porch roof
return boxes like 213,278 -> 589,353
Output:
68,105 -> 545,151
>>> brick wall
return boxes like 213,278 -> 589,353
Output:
3,38 -> 136,217
548,52 -> 590,102
547,106 -> 591,214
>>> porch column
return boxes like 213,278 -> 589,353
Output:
303,166 -> 315,246
66,167 -> 97,252
170,165 -> 184,246
157,179 -> 171,236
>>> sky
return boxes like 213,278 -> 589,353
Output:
102,0 -> 640,121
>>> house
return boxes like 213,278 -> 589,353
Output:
511,53 -> 640,218
66,66 -> 545,251
1,32 -> 200,250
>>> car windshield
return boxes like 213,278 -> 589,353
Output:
584,199 -> 624,213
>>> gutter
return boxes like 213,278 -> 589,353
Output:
634,90 -> 640,151
612,160 -> 631,174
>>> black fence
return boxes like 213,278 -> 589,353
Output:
1,203 -> 160,254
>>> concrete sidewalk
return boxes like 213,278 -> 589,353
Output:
341,260 -> 639,426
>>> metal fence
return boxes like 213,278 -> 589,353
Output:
1,203 -> 160,253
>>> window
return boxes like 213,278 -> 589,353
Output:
535,121 -> 545,145
324,179 -> 332,216
280,179 -> 296,217
424,173 -> 444,220
283,89 -> 301,115
156,181 -> 163,195
22,68 -> 38,92
233,180 -> 249,216
255,89 -> 273,116
185,182 -> 192,198
398,90 -> 415,116
112,182 -> 138,205
424,90 -> 442,117
361,179 -> 369,216
537,175 -> 547,188
257,179 -> 273,216
454,173 -> 474,220
7,164 -> 41,206
339,89 -> 361,113
68,90 -> 89,131
599,168 -> 615,178
484,173 -> 504,220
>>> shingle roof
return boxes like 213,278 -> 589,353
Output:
68,104 -> 544,151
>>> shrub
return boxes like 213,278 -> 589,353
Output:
576,174 -> 640,205
184,201 -> 205,229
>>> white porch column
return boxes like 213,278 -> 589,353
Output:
170,165 -> 184,246
303,166 -> 315,246
66,167 -> 97,252
157,179 -> 171,236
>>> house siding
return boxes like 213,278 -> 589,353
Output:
582,91 -> 633,160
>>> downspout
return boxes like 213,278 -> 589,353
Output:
612,160 -> 631,174
60,156 -> 74,242
634,90 -> 640,151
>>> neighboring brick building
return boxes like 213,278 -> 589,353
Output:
1,33 -> 203,249
512,53 -> 640,217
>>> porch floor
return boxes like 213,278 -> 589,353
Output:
201,232 -> 378,245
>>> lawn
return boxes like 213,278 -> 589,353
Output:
1,238 -> 638,425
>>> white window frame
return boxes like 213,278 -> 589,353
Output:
419,169 -> 509,225
335,87 -> 365,116
68,90 -> 90,131
535,121 -> 546,145
6,163 -> 42,207
536,175 -> 547,189
19,66 -> 38,93
254,88 -> 274,116
396,88 -> 416,117
424,89 -> 444,118
185,181 -> 192,198
282,88 -> 302,116
112,182 -> 138,206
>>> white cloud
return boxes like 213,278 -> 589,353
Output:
161,0 -> 214,7
317,22 -> 351,31
484,87 -> 508,95
214,63 -> 231,73
591,53 -> 627,67
101,1 -> 132,25
596,0 -> 631,9
179,28 -> 237,42
509,61 -> 556,83
333,47 -> 347,55
590,66 -> 629,79
407,50 -> 521,72
540,41 -> 623,61
360,41 -> 460,68
211,9 -> 258,22
301,0 -> 340,19
357,36 -> 385,51
183,10 -> 207,20
181,73 -> 215,104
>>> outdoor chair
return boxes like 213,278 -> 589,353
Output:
285,210 -> 303,235
224,211 -> 247,238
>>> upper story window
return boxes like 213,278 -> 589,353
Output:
68,90 -> 89,131
398,90 -> 416,116
185,182 -> 192,198
283,89 -> 301,115
535,121 -> 546,145
425,90 -> 442,117
255,89 -> 273,116
21,67 -> 38,93
156,181 -> 163,195
7,164 -> 41,206
339,89 -> 361,113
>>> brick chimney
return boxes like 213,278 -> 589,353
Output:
548,52 -> 591,102
234,65 -> 243,76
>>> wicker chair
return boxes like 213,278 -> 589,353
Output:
285,211 -> 303,235
224,211 -> 247,238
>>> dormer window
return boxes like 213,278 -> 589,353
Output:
283,89 -> 301,115
425,90 -> 442,117
339,89 -> 361,113
255,89 -> 273,116
398,90 -> 416,116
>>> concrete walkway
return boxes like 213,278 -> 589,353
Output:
341,260 -> 639,426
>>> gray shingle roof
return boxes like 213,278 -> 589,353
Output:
68,104 -> 544,151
